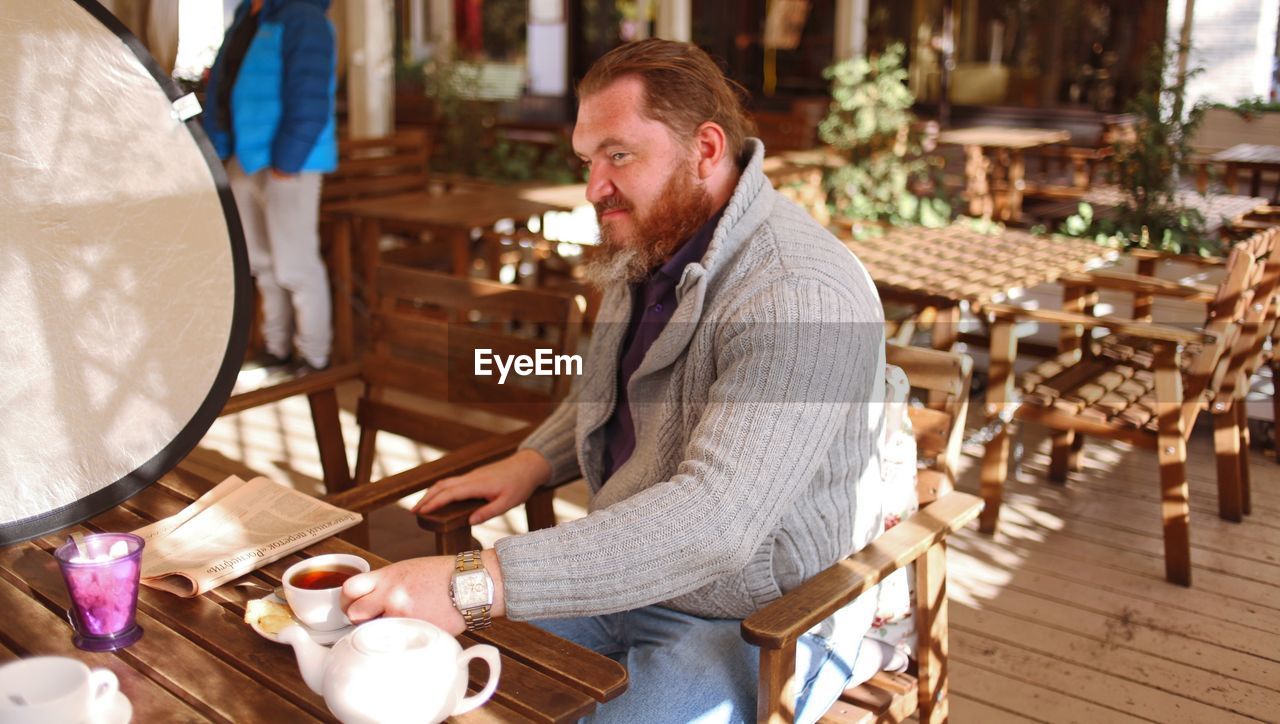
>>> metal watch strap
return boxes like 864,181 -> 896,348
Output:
460,605 -> 492,631
453,550 -> 492,631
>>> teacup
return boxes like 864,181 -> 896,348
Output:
283,554 -> 369,631
0,656 -> 118,724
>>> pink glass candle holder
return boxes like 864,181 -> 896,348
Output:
53,533 -> 144,652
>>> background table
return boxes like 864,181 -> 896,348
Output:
1028,187 -> 1269,240
844,222 -> 1116,350
1211,143 -> 1280,203
0,465 -> 627,723
938,126 -> 1072,222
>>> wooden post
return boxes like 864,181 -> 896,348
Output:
346,0 -> 395,139
834,0 -> 869,62
979,314 -> 1017,533
1237,403 -> 1252,516
1153,341 -> 1192,586
1213,407 -> 1245,522
655,0 -> 691,41
916,543 -> 950,724
757,645 -> 799,723
1048,431 -> 1075,484
310,388 -> 353,496
332,216 -> 355,362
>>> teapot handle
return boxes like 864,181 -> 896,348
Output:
452,644 -> 502,716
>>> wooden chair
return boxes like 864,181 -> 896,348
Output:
322,129 -> 434,207
477,226 -> 604,332
321,129 -> 437,362
222,264 -> 586,552
753,108 -> 821,153
886,344 -> 972,505
978,227 -> 1280,585
744,345 -> 983,724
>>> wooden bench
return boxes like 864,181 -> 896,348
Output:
979,227 -> 1280,585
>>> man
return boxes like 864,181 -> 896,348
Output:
342,40 -> 886,722
203,0 -> 337,373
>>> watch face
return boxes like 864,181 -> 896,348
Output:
453,569 -> 492,608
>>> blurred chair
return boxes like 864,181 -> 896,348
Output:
744,345 -> 981,724
322,129 -> 434,207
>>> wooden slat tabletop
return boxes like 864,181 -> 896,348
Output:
0,465 -> 626,723
845,223 -> 1117,307
515,183 -> 589,211
1210,143 -> 1280,165
937,126 -> 1072,150
1080,187 -> 1268,223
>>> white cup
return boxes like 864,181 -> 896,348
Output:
282,553 -> 370,631
0,656 -> 118,724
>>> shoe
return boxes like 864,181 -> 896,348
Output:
292,360 -> 329,376
242,351 -> 294,372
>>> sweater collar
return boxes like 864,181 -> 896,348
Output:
675,138 -> 771,292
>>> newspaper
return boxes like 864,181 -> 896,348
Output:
134,475 -> 362,597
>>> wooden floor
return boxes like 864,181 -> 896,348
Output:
943,418 -> 1280,723
199,379 -> 1280,723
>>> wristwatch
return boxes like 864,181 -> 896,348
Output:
449,550 -> 494,631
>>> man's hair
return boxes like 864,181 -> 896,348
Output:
578,39 -> 755,163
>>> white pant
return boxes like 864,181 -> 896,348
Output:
227,160 -> 331,367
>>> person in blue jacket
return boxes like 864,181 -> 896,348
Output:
204,0 -> 337,373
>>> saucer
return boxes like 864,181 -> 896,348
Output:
248,594 -> 354,646
90,690 -> 132,724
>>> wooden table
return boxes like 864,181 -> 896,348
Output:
938,126 -> 1072,223
516,183 -> 589,211
0,465 -> 627,722
1085,187 -> 1268,238
844,222 -> 1117,351
1211,143 -> 1280,202
1027,187 -> 1269,240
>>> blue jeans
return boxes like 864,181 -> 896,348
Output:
533,603 -> 875,724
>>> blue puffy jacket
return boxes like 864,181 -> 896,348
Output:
203,0 -> 337,174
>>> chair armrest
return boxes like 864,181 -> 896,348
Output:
741,492 -> 983,649
983,303 -> 1214,345
1059,271 -> 1217,302
322,427 -> 526,513
220,362 -> 362,415
1126,248 -> 1227,267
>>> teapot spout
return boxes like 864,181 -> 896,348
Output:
281,625 -> 329,694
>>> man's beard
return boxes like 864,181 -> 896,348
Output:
583,161 -> 714,289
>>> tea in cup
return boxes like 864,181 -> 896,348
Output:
282,554 -> 369,631
0,657 -> 118,724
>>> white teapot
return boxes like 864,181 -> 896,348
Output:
282,617 -> 501,724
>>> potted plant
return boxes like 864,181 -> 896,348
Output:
819,43 -> 950,235
420,59 -> 577,184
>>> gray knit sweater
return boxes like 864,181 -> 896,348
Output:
494,139 -> 885,620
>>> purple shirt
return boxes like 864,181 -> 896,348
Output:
603,208 -> 725,480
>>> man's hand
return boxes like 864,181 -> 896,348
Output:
340,551 -> 505,636
270,167 -> 297,180
413,449 -> 552,525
